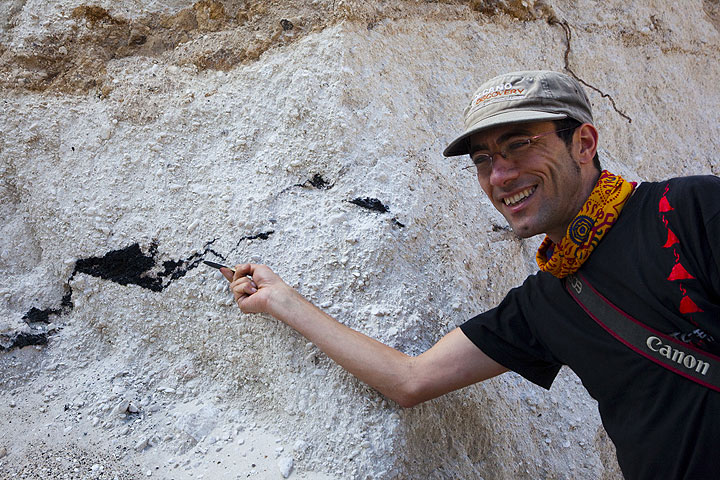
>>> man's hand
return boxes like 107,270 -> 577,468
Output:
222,263 -> 292,316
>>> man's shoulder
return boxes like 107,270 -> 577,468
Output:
643,174 -> 720,193
635,175 -> 720,211
513,270 -> 566,303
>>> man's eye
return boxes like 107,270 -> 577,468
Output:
472,154 -> 492,165
506,139 -> 531,151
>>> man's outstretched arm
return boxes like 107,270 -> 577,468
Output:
223,263 -> 508,407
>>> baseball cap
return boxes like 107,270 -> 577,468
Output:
442,70 -> 594,157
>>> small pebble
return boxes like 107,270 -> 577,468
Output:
136,438 -> 149,452
277,457 -> 293,478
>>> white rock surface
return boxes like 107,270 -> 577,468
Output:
0,0 -> 718,478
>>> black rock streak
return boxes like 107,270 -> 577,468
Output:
235,230 -> 275,247
308,174 -> 333,190
349,197 -> 389,213
0,332 -> 48,351
75,243 -> 164,291
22,285 -> 74,323
293,174 -> 334,191
73,239 -> 219,292
12,239 -> 220,352
23,307 -> 58,323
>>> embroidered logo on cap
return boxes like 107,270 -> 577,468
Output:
470,81 -> 527,111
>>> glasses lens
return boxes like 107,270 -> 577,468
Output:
466,154 -> 492,175
472,154 -> 492,166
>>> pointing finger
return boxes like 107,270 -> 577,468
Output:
220,266 -> 234,282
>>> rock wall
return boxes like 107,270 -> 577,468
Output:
1,1 -> 718,478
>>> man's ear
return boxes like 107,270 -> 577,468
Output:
575,123 -> 599,165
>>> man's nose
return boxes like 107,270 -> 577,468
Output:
488,153 -> 519,186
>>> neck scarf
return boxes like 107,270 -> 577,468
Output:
536,170 -> 636,278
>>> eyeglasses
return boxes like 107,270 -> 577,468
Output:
463,127 -> 576,175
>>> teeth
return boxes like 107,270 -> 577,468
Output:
504,186 -> 536,206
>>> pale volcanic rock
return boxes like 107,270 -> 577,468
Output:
0,0 -> 718,478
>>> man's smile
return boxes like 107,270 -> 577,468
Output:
502,185 -> 537,207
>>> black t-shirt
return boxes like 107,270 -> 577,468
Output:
461,176 -> 720,480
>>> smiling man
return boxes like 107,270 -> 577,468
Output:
224,71 -> 720,479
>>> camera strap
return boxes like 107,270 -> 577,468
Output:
565,272 -> 720,392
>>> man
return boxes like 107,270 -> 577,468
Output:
222,71 -> 720,479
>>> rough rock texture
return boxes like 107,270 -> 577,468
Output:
0,0 -> 718,478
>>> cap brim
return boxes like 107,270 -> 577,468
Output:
442,110 -> 568,157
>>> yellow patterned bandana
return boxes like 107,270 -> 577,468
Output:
536,170 -> 636,278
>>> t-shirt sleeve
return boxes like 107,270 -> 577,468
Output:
460,275 -> 562,389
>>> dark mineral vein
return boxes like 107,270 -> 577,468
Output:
24,306 -> 61,323
307,174 -> 333,190
8,240 -> 223,352
21,289 -> 73,326
74,240 -> 220,291
75,243 -> 165,291
0,331 -> 49,351
349,197 -> 389,213
294,174 -> 334,190
236,231 -> 275,247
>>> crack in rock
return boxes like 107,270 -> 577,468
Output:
236,231 -> 275,247
550,18 -> 633,124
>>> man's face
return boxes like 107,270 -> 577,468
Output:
468,121 -> 588,242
